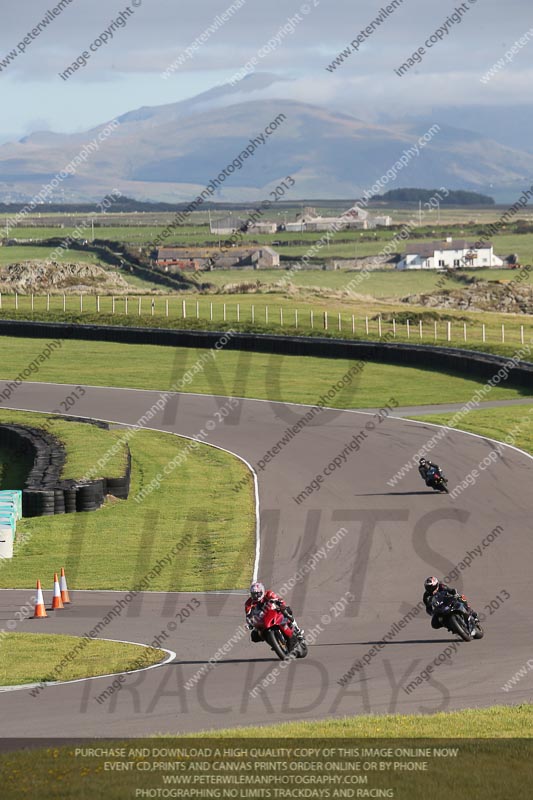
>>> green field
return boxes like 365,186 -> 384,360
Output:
4,212 -> 533,262
0,417 -> 254,591
0,336 -> 528,408
0,633 -> 165,686
201,266 -> 533,295
0,246 -> 109,267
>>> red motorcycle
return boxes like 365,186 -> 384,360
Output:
250,600 -> 308,660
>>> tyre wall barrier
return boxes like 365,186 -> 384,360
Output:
0,423 -> 131,518
0,319 -> 531,389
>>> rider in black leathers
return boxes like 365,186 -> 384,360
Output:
423,576 -> 474,629
418,458 -> 443,486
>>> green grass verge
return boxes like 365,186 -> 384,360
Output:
0,707 -> 530,800
0,410 -> 127,481
195,703 -> 533,737
0,336 -> 527,408
409,405 -> 533,458
0,420 -> 254,591
0,633 -> 165,686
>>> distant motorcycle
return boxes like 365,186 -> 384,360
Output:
431,591 -> 484,642
249,600 -> 308,660
426,466 -> 449,493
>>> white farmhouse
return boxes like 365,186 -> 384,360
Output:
396,238 -> 503,270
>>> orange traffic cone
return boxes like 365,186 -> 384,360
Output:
33,580 -> 48,619
51,572 -> 64,610
60,567 -> 70,604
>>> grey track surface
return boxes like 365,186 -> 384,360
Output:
0,381 -> 531,737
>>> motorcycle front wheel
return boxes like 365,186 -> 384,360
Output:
294,639 -> 308,659
265,628 -> 290,660
473,623 -> 484,640
449,613 -> 472,642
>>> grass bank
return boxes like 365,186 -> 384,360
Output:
1,287 -> 533,354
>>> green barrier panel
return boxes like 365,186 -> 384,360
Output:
0,506 -> 18,523
0,490 -> 22,518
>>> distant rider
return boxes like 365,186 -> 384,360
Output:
423,576 -> 475,629
418,458 -> 444,486
245,581 -> 303,643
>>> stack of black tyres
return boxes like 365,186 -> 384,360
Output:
75,480 -> 105,512
0,423 -> 131,517
104,449 -> 132,500
64,486 -> 77,514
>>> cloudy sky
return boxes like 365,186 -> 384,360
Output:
0,0 -> 531,141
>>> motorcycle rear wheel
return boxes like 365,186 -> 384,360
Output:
265,628 -> 290,660
449,613 -> 472,642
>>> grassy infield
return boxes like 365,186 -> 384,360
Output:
0,335 -> 531,795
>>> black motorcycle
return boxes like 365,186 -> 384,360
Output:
431,592 -> 484,642
426,466 -> 448,493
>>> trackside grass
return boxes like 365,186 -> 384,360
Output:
0,633 -> 165,686
0,416 -> 255,591
409,405 -> 533,458
197,702 -> 533,737
0,336 -> 528,409
0,706 -> 530,799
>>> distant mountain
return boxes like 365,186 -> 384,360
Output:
419,105 -> 533,156
374,188 -> 495,205
1,86 -> 533,203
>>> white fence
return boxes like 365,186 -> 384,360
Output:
0,293 -> 530,346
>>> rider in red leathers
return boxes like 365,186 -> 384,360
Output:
245,581 -> 303,643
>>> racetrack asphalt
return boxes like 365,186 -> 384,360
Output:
0,381 -> 531,737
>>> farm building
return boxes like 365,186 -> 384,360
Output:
284,204 -> 391,232
396,239 -> 504,270
153,246 -> 280,270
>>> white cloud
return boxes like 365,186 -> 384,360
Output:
0,0 -> 532,139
